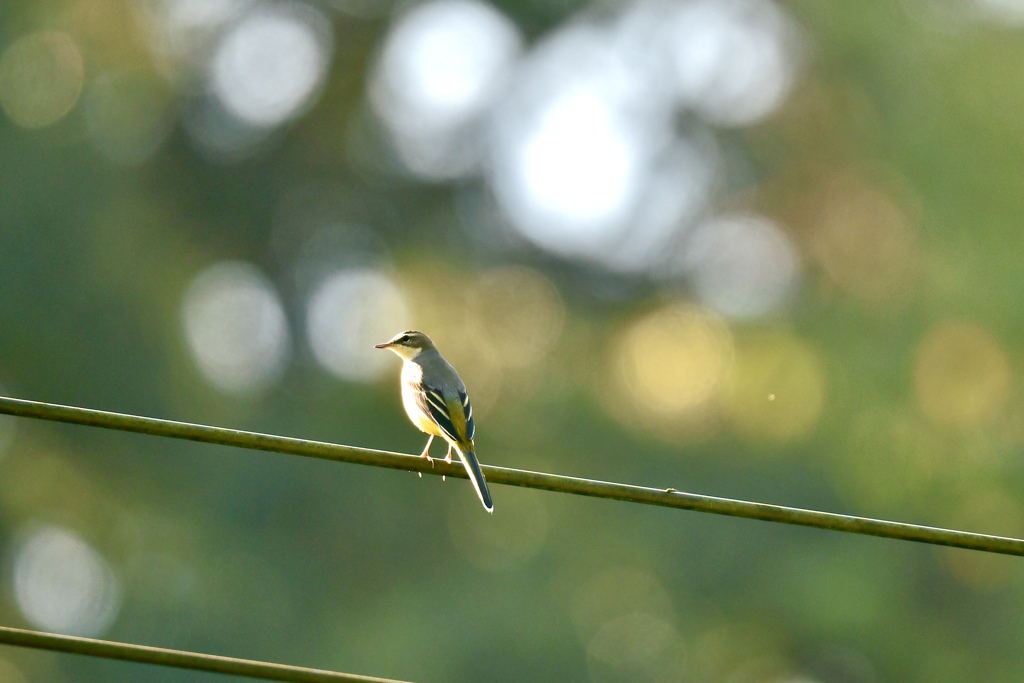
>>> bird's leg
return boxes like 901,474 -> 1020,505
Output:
417,435 -> 434,478
419,435 -> 434,460
441,444 -> 454,481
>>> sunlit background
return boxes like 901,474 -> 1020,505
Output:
1,0 -> 1023,680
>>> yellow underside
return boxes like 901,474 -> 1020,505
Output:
404,393 -> 445,438
412,407 -> 445,438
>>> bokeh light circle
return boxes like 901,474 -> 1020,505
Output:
210,2 -> 333,127
810,175 -> 918,308
12,525 -> 121,637
182,261 -> 291,395
490,24 -> 655,261
666,0 -> 799,126
683,214 -> 800,318
370,0 -> 521,178
513,88 -> 640,239
306,268 -> 410,382
609,137 -> 717,274
372,0 -> 520,132
611,304 -> 734,428
467,266 -> 566,368
0,31 -> 85,128
914,321 -> 1010,429
725,331 -> 825,442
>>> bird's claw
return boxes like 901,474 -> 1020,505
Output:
418,453 -> 433,478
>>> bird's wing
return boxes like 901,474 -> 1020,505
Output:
414,380 -> 473,447
458,388 -> 475,442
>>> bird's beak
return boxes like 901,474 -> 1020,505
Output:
374,342 -> 392,349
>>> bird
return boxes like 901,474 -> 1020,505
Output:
375,330 -> 493,513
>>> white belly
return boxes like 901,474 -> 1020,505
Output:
401,361 -> 443,437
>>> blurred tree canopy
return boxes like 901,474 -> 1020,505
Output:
1,0 -> 1024,681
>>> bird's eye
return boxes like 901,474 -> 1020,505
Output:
398,335 -> 410,343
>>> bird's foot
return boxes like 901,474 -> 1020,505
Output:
423,453 -> 434,464
439,446 -> 454,481
417,452 -> 433,478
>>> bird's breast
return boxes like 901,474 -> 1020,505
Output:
400,362 -> 443,437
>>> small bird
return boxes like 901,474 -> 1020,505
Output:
375,330 -> 493,513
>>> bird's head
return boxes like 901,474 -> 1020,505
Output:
374,330 -> 436,360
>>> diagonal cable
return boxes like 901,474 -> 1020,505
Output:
0,624 -> 410,683
0,396 -> 1021,556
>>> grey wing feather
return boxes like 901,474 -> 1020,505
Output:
413,380 -> 462,444
414,370 -> 489,511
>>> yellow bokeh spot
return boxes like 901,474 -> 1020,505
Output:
64,0 -> 150,66
611,304 -> 733,429
396,262 -> 505,414
914,321 -> 1010,429
397,261 -> 471,347
398,263 -> 568,415
467,266 -> 566,368
810,173 -> 918,309
725,331 -> 825,442
0,31 -> 84,128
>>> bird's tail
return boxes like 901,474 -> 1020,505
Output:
455,446 -> 493,513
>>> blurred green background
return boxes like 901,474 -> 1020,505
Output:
1,0 -> 1024,681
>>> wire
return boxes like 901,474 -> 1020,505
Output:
0,624 -> 410,683
0,396 -> 1021,556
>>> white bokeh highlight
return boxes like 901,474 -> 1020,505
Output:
664,0 -> 800,126
306,269 -> 410,382
490,24 -> 661,261
182,261 -> 291,394
373,0 -> 520,131
371,0 -> 522,178
604,136 -> 717,273
517,89 -> 639,235
477,0 -> 801,274
683,214 -> 800,318
142,0 -> 255,78
13,526 -> 121,637
210,2 -> 333,127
